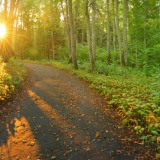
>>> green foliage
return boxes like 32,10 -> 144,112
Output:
76,44 -> 89,61
55,45 -> 68,60
0,62 -> 26,101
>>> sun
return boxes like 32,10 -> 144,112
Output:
0,24 -> 7,38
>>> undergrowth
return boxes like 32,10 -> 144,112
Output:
0,62 -> 26,101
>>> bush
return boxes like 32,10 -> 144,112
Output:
0,62 -> 26,101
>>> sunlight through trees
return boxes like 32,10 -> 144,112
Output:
0,0 -> 159,67
0,24 -> 6,38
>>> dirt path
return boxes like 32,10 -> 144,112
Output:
0,63 -> 155,160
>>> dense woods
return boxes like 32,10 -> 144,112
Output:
0,0 -> 160,153
0,0 -> 159,68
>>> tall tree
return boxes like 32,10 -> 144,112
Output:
112,0 -> 116,52
91,0 -> 96,59
50,0 -> 55,60
68,0 -> 78,69
106,0 -> 111,64
85,0 -> 95,69
61,0 -> 72,63
115,0 -> 122,66
123,0 -> 128,66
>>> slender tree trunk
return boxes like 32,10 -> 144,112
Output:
85,0 -> 95,70
12,8 -> 19,53
61,0 -> 72,63
50,0 -> 55,60
68,0 -> 78,69
123,0 -> 128,66
65,0 -> 72,63
99,30 -> 104,47
51,28 -> 55,59
42,26 -> 48,59
4,0 -> 8,20
107,0 -> 111,64
112,0 -> 116,52
74,0 -> 80,45
91,0 -> 96,59
9,0 -> 19,51
115,0 -> 122,66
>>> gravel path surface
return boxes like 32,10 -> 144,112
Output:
0,63 -> 155,160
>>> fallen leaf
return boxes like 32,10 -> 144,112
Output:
95,132 -> 100,138
30,142 -> 35,146
22,140 -> 27,143
16,106 -> 21,111
157,137 -> 160,143
86,146 -> 91,151
75,142 -> 81,145
51,156 -> 56,160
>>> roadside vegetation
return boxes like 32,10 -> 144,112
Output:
0,62 -> 26,101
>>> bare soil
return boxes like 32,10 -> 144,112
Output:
0,63 -> 157,160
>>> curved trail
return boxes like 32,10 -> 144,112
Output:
0,63 -> 154,160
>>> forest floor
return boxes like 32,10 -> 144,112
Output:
0,63 -> 157,160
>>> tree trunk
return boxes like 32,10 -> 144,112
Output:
9,0 -> 19,53
107,0 -> 111,64
61,0 -> 72,63
99,29 -> 104,47
68,0 -> 78,69
85,0 -> 95,70
115,0 -> 123,66
91,0 -> 96,59
51,28 -> 55,59
50,0 -> 55,60
112,0 -> 116,52
123,0 -> 128,66
74,0 -> 80,45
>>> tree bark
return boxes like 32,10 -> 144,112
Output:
60,0 -> 72,63
85,0 -> 95,70
123,0 -> 128,66
91,0 -> 96,59
50,0 -> 55,60
68,0 -> 78,69
107,0 -> 111,64
115,0 -> 123,66
74,0 -> 80,45
112,0 -> 116,52
81,28 -> 86,44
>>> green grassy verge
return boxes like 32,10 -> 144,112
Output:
0,62 -> 26,101
22,60 -> 160,146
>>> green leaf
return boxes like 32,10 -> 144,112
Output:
151,130 -> 159,136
